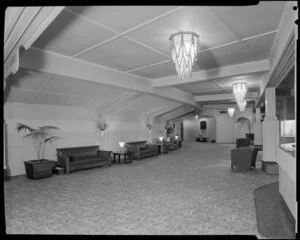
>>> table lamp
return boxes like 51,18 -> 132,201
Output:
119,141 -> 125,152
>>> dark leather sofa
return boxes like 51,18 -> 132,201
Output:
56,145 -> 111,174
126,141 -> 159,160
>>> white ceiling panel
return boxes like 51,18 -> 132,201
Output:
31,92 -> 91,107
128,94 -> 172,112
77,37 -> 168,71
67,6 -> 178,33
212,2 -> 285,38
40,77 -> 104,97
243,32 -> 276,61
127,6 -> 239,55
130,61 -> 177,79
9,70 -> 50,91
194,40 -> 268,70
6,88 -> 36,103
175,81 -> 220,92
33,10 -> 116,56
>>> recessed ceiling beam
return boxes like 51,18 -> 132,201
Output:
256,2 -> 296,106
152,60 -> 270,87
195,92 -> 259,102
19,47 -> 200,108
146,102 -> 182,118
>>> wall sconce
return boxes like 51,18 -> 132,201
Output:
175,135 -> 179,140
195,115 -> 198,119
159,137 -> 164,142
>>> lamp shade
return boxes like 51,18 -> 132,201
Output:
119,141 -> 125,148
170,31 -> 199,80
175,135 -> 179,140
159,137 -> 164,141
228,108 -> 235,117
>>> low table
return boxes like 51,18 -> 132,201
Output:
157,144 -> 169,154
112,151 -> 133,164
196,137 -> 208,142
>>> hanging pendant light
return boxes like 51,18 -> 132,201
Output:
238,100 -> 247,112
169,31 -> 199,80
233,82 -> 247,103
228,108 -> 235,117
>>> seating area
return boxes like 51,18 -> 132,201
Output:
125,141 -> 159,160
3,3 -> 296,237
56,146 -> 112,174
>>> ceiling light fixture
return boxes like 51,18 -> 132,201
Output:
233,82 -> 247,103
228,108 -> 235,117
238,100 -> 247,112
169,31 -> 199,80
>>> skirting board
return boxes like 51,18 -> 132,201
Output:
280,194 -> 296,232
262,160 -> 279,175
4,168 -> 10,181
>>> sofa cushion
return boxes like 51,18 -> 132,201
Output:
71,158 -> 101,165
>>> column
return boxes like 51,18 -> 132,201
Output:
253,108 -> 263,145
262,87 -> 279,163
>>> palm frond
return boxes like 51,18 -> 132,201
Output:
38,126 -> 59,131
44,136 -> 59,143
15,123 -> 36,133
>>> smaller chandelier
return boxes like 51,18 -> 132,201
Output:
238,100 -> 247,112
228,108 -> 235,117
233,82 -> 247,103
170,31 -> 199,80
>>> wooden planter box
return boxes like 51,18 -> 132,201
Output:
24,159 -> 56,180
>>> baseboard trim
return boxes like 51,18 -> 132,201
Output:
280,194 -> 296,232
4,168 -> 10,181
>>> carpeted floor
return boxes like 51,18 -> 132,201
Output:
4,142 -> 278,236
254,182 -> 296,239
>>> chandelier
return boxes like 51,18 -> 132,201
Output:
228,108 -> 235,117
169,31 -> 199,80
233,82 -> 247,103
238,100 -> 247,112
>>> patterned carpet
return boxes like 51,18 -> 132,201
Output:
4,142 -> 278,236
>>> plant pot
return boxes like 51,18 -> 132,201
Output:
246,133 -> 255,141
24,159 -> 56,180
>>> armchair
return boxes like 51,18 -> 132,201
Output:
231,146 -> 258,170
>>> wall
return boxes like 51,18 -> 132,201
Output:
276,147 -> 297,226
216,108 -> 254,143
183,117 -> 216,141
216,114 -> 235,143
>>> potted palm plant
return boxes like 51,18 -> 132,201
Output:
16,123 -> 59,180
236,117 -> 254,143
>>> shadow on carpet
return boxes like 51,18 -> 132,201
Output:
254,182 -> 295,239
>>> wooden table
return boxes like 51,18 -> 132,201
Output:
157,144 -> 169,154
196,137 -> 208,142
112,151 -> 133,164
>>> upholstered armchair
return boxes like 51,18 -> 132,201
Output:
236,138 -> 251,148
231,146 -> 258,170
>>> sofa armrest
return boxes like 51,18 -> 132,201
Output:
97,150 -> 112,163
57,155 -> 70,174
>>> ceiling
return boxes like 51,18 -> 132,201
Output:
6,3 -> 286,119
